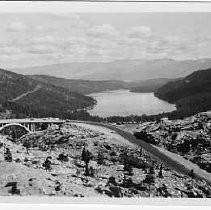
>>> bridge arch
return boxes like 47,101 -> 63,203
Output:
0,123 -> 31,139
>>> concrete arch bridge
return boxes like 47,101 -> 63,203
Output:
0,118 -> 64,138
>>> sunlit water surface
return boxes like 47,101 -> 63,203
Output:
87,89 -> 176,117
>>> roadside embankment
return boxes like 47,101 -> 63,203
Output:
70,121 -> 211,185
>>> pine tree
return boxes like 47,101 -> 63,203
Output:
97,152 -> 104,165
158,164 -> 164,178
122,152 -> 134,188
4,148 -> 12,162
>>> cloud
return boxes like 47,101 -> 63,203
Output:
0,46 -> 22,55
127,26 -> 151,38
54,13 -> 81,20
34,25 -> 45,32
144,35 -> 204,60
87,24 -> 120,39
25,44 -> 56,54
1,16 -> 211,67
53,13 -> 88,29
7,22 -> 27,32
30,36 -> 56,44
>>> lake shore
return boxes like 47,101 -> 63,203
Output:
87,89 -> 176,117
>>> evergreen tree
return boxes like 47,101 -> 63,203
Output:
97,152 -> 104,165
4,148 -> 12,162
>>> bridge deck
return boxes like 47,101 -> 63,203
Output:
0,118 -> 64,124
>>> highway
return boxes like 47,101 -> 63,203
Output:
70,120 -> 211,185
1,118 -> 211,185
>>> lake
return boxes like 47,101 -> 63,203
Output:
87,89 -> 176,117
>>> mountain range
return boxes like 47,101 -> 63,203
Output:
11,58 -> 211,81
2,58 -> 211,119
29,75 -> 175,95
28,75 -> 127,95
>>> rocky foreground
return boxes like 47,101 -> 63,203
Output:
130,111 -> 211,174
0,122 -> 211,198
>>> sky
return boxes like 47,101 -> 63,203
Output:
0,2 -> 211,68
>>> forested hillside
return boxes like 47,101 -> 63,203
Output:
129,78 -> 178,93
0,68 -> 37,102
0,68 -> 95,118
155,68 -> 211,117
29,75 -> 176,94
29,75 -> 127,95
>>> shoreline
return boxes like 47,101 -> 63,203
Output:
85,89 -> 176,118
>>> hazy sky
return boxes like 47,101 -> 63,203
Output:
1,2 -> 211,68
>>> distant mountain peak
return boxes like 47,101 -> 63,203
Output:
10,58 -> 211,81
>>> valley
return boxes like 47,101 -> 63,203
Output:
1,66 -> 211,122
1,8 -> 211,201
0,65 -> 211,199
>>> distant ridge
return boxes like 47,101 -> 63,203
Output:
28,75 -> 127,95
11,58 -> 211,81
155,67 -> 211,116
29,75 -> 177,95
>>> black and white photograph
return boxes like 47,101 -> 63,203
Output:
0,1 -> 211,204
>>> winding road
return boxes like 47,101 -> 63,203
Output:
71,120 -> 211,185
9,85 -> 41,102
